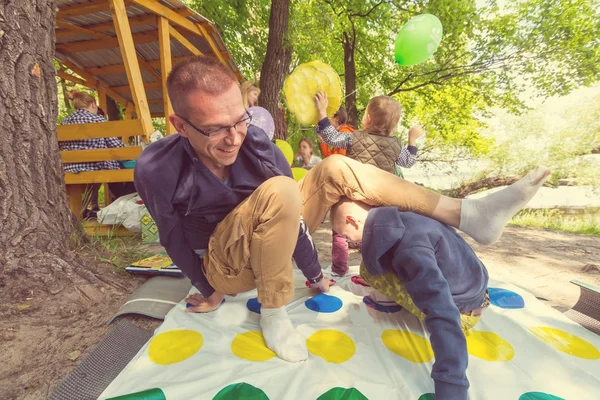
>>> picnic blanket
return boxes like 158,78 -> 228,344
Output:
99,265 -> 600,400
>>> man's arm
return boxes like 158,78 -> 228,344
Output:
293,216 -> 323,281
392,246 -> 469,400
134,162 -> 215,298
269,139 -> 324,283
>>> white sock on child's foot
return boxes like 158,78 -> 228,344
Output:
459,166 -> 550,245
260,307 -> 308,363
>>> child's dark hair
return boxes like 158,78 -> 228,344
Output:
298,137 -> 314,154
333,107 -> 348,125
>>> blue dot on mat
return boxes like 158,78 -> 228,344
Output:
305,293 -> 343,313
488,287 -> 525,309
246,298 -> 261,314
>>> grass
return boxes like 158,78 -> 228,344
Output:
71,225 -> 155,273
509,208 -> 600,236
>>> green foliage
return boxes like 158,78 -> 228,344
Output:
478,88 -> 600,186
510,208 -> 600,236
184,0 -> 600,160
187,0 -> 270,78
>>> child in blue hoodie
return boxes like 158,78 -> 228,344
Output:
330,198 -> 496,400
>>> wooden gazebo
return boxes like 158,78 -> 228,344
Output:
54,0 -> 241,220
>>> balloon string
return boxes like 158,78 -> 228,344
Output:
343,69 -> 387,100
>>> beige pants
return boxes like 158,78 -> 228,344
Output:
299,155 -> 441,233
204,176 -> 301,308
204,155 -> 442,308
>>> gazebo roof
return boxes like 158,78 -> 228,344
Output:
55,0 -> 241,117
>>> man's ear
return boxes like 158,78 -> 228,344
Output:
170,115 -> 187,137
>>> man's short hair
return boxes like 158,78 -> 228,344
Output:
166,56 -> 237,115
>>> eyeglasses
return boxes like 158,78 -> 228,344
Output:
176,110 -> 252,139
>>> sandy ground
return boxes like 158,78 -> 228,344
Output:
1,220 -> 599,400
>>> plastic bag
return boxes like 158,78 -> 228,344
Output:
97,193 -> 143,232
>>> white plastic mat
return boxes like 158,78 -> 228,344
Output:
100,266 -> 600,400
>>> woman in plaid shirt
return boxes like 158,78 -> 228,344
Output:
60,91 -> 133,217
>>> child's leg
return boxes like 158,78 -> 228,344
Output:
331,230 -> 349,276
359,263 -> 483,332
300,155 -> 549,245
359,263 -> 425,319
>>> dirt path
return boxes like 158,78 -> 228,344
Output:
1,224 -> 599,399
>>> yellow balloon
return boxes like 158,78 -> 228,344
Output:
275,139 -> 294,165
284,60 -> 343,125
291,167 -> 308,182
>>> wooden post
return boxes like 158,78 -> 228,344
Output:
158,17 -> 175,135
109,0 -> 153,141
97,90 -> 107,119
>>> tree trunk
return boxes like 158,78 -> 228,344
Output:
106,96 -> 122,121
259,0 -> 292,140
342,30 -> 358,126
0,1 -> 93,299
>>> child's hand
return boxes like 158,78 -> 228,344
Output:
314,91 -> 329,120
408,125 -> 424,145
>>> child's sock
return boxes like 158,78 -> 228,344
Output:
459,166 -> 550,245
260,307 -> 308,363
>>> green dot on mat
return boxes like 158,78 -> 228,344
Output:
418,394 -> 435,400
317,387 -> 368,400
519,393 -> 565,400
213,383 -> 269,400
106,388 -> 166,400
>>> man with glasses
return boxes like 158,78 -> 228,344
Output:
135,57 -> 327,363
135,56 -> 550,366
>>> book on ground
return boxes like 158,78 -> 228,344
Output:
126,252 -> 183,276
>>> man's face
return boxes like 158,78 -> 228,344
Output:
171,83 -> 247,169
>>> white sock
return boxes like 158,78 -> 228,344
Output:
459,166 -> 550,245
260,307 -> 308,363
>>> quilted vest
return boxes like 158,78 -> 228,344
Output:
347,130 -> 401,173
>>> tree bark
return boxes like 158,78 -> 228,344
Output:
259,0 -> 292,139
342,30 -> 358,126
0,1 -> 93,299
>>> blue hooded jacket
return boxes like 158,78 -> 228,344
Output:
134,125 -> 321,297
362,207 -> 489,400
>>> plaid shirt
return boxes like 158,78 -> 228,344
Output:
318,123 -> 418,168
59,109 -> 124,173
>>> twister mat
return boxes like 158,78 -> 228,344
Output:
100,266 -> 600,400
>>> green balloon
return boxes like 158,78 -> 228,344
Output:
394,14 -> 443,66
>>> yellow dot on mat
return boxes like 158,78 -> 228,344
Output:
382,329 -> 434,363
231,331 -> 277,361
466,330 -> 514,362
529,326 -> 600,359
148,329 -> 203,365
307,330 -> 356,363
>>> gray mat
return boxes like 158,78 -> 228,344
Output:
564,279 -> 600,336
48,319 -> 153,400
107,275 -> 192,324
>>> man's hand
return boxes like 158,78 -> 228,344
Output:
310,278 -> 332,293
314,91 -> 329,120
408,125 -> 424,146
317,133 -> 325,143
185,291 -> 225,313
